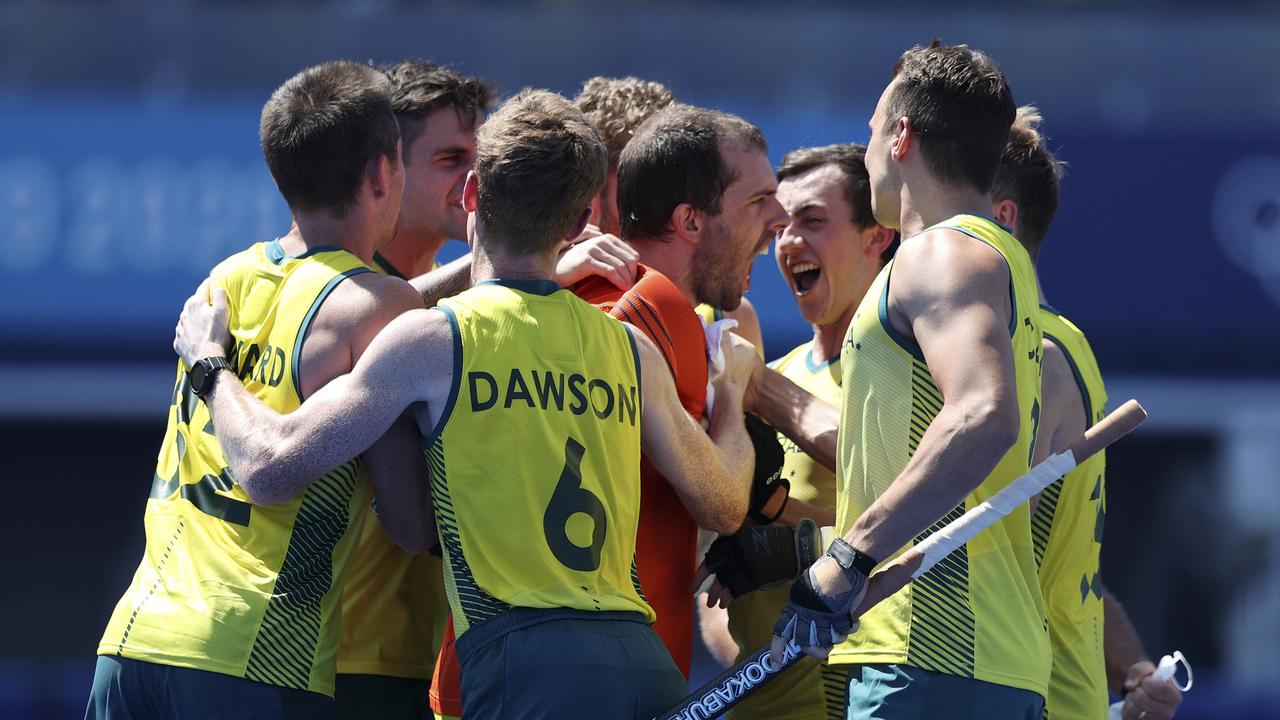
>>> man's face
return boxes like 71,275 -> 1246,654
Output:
399,107 -> 483,241
692,145 -> 789,310
865,79 -> 901,230
775,164 -> 878,326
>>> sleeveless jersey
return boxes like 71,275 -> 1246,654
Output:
1035,306 -> 1109,719
728,340 -> 842,720
572,266 -> 709,677
431,279 -> 651,638
694,304 -> 722,325
98,239 -> 372,697
829,214 -> 1051,697
336,253 -> 446,680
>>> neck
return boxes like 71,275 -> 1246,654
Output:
470,235 -> 558,286
376,231 -> 448,278
628,235 -> 698,306
897,179 -> 993,240
1033,265 -> 1048,306
811,303 -> 857,364
284,212 -> 378,265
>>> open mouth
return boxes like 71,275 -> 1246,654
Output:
790,262 -> 821,295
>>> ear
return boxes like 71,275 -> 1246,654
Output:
891,117 -> 912,162
992,198 -> 1018,232
566,207 -> 592,242
670,203 -> 701,244
368,154 -> 394,197
864,224 -> 897,258
462,171 -> 480,212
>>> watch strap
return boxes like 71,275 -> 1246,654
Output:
827,538 -> 878,578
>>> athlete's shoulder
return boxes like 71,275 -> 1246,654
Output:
893,226 -> 1010,305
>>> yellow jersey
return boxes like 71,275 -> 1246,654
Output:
728,340 -> 842,720
830,215 -> 1051,697
1035,306 -> 1109,719
431,279 -> 651,638
98,239 -> 373,697
336,253 -> 446,680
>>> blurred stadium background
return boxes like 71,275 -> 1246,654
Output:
2,1 -> 1278,717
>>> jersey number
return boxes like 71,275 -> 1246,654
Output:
150,373 -> 252,526
1026,399 -> 1041,467
543,437 -> 608,572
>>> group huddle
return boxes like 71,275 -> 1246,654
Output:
87,41 -> 1183,720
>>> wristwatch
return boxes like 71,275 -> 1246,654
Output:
828,538 -> 879,578
190,356 -> 232,400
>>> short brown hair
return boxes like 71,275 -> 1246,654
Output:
573,76 -> 676,168
618,104 -> 766,240
473,89 -> 607,254
260,61 -> 399,216
777,143 -> 900,266
991,105 -> 1064,260
885,41 -> 1015,194
383,59 -> 495,158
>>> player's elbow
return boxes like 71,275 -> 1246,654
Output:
700,498 -> 747,536
972,397 -> 1020,456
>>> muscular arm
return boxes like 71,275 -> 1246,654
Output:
634,330 -> 753,535
748,367 -> 839,472
843,230 -> 1021,562
192,307 -> 453,500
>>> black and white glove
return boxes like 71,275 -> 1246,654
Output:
744,413 -> 789,525
703,518 -> 823,599
771,539 -> 875,660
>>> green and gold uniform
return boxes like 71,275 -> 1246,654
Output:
729,341 -> 846,720
334,252 -> 444,717
430,279 -> 650,634
97,239 -> 373,698
831,215 -> 1050,701
1034,306 -> 1109,720
429,278 -> 684,719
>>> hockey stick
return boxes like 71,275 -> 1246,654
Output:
657,399 -> 1148,720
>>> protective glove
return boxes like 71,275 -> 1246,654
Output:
771,539 -> 873,661
744,413 -> 789,525
703,518 -> 822,598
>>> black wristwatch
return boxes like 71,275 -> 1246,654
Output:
828,538 -> 879,578
190,356 -> 232,400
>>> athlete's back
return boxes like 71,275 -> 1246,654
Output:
98,241 -> 375,697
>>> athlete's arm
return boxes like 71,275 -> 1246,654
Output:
1029,337 -> 1086,514
407,235 -> 638,308
409,254 -> 472,308
177,290 -> 452,500
1106,588 -> 1183,718
299,273 -> 437,548
363,410 -> 436,553
633,329 -> 753,535
776,497 -> 836,528
746,365 -> 839,472
841,229 -> 1021,562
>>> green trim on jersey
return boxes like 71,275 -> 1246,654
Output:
1031,307 -> 1109,719
98,241 -> 371,697
830,214 -> 1049,698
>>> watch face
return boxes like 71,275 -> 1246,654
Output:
190,361 -> 211,395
